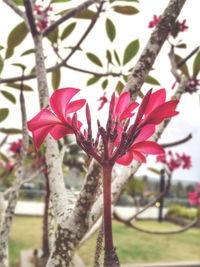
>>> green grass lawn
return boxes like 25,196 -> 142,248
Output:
9,216 -> 200,266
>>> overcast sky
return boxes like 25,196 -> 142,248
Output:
0,0 -> 199,182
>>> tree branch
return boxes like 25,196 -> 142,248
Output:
23,0 -> 39,37
2,0 -> 26,20
114,211 -> 200,235
124,0 -> 187,99
160,133 -> 192,148
0,80 -> 29,266
43,0 -> 101,36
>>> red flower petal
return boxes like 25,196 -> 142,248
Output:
32,125 -> 55,151
66,99 -> 86,114
132,141 -> 164,155
143,100 -> 179,125
144,88 -> 166,115
134,89 -> 152,126
120,101 -> 139,121
50,125 -> 74,140
27,109 -> 61,131
115,92 -> 130,117
116,151 -> 133,166
134,124 -> 155,143
132,151 -> 146,162
50,88 -> 80,121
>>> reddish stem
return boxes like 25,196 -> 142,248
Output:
103,164 -> 114,251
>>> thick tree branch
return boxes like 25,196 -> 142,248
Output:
124,0 -> 187,99
43,0 -> 100,36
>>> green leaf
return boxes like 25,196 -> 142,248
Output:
12,63 -> 26,70
112,5 -> 139,15
106,18 -> 116,42
12,0 -> 23,5
75,9 -> 96,19
102,79 -> 108,90
176,43 -> 187,49
175,54 -> 189,77
193,51 -> 200,77
1,91 -> 16,104
51,0 -> 71,2
145,75 -> 160,85
21,48 -> 35,56
110,0 -> 139,2
0,55 -> 4,74
6,83 -> 33,91
0,45 -> 4,51
87,76 -> 100,86
115,80 -> 124,94
0,128 -> 22,134
106,50 -> 113,64
0,108 -> 9,123
0,152 -> 9,162
52,68 -> 61,90
61,22 -> 76,41
6,22 -> 28,59
113,49 -> 121,65
86,53 -> 103,67
47,28 -> 59,43
147,167 -> 160,175
123,39 -> 139,65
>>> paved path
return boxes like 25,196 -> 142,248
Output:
5,200 -> 167,218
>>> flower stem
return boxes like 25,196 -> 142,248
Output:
102,164 -> 120,267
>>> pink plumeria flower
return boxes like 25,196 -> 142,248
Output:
71,88 -> 179,166
27,88 -> 86,151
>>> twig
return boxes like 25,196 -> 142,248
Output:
43,0 -> 101,36
3,169 -> 41,198
160,133 -> 192,148
2,0 -> 26,20
177,45 -> 200,68
114,211 -> 200,235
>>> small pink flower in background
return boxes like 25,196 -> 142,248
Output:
179,19 -> 189,32
9,140 -> 22,154
148,15 -> 161,28
33,2 -> 54,31
188,183 -> 200,206
27,88 -> 86,150
148,15 -> 188,38
156,150 -> 192,172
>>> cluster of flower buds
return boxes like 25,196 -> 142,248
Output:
157,150 -> 192,172
33,1 -> 54,31
148,15 -> 188,38
188,183 -> 200,206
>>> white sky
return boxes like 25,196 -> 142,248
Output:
0,0 -> 200,182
